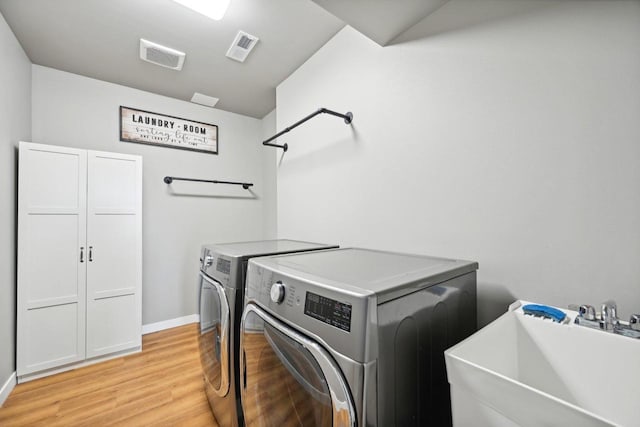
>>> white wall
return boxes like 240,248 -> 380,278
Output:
276,0 -> 640,325
32,65 -> 267,324
261,109 -> 278,239
0,11 -> 30,396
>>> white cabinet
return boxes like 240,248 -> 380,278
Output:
17,144 -> 87,376
85,151 -> 142,358
17,142 -> 142,382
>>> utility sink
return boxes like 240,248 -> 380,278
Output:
445,301 -> 640,427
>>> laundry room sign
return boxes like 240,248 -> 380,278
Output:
120,106 -> 218,154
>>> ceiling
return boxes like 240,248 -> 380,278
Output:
0,0 -> 452,119
0,0 -> 344,118
312,0 -> 450,46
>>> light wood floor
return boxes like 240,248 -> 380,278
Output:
0,323 -> 219,427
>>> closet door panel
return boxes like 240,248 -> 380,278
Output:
86,294 -> 137,354
90,154 -> 137,211
25,304 -> 81,370
25,148 -> 80,209
86,151 -> 142,358
89,214 -> 137,296
17,142 -> 87,377
25,215 -> 80,304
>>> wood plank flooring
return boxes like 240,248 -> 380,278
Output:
0,323 -> 219,427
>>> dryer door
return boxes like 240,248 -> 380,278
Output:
198,272 -> 230,397
240,304 -> 356,427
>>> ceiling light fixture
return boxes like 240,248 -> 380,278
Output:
172,0 -> 231,21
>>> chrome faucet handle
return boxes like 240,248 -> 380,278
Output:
600,300 -> 619,331
572,304 -> 599,327
630,314 -> 640,331
579,305 -> 597,321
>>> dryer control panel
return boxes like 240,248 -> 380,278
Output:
270,282 -> 286,304
304,291 -> 352,332
244,260 -> 372,363
216,257 -> 231,274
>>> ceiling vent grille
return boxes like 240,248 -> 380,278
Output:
226,31 -> 259,63
139,39 -> 186,71
191,92 -> 219,108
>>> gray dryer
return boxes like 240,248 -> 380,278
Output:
198,240 -> 338,427
240,247 -> 478,426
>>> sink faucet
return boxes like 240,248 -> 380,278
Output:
572,300 -> 640,339
600,300 -> 619,331
630,314 -> 640,331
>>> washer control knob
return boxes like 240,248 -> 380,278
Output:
270,282 -> 285,304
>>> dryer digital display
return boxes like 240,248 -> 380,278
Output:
216,258 -> 231,274
304,291 -> 352,332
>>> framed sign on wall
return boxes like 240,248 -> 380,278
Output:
119,106 -> 218,154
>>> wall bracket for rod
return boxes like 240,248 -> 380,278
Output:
163,176 -> 253,190
262,107 -> 353,151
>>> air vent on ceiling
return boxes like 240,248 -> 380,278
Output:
226,31 -> 259,63
191,92 -> 219,108
140,39 -> 186,71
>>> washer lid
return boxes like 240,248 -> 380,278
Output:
252,247 -> 478,303
202,239 -> 338,260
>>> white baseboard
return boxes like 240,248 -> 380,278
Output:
0,371 -> 16,407
17,347 -> 141,384
142,314 -> 199,335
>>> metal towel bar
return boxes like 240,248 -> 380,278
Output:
262,107 -> 353,151
163,176 -> 253,190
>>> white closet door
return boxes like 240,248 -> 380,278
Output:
17,142 -> 87,376
86,150 -> 142,358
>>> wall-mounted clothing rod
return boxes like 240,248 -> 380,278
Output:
263,107 -> 353,151
163,176 -> 253,190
